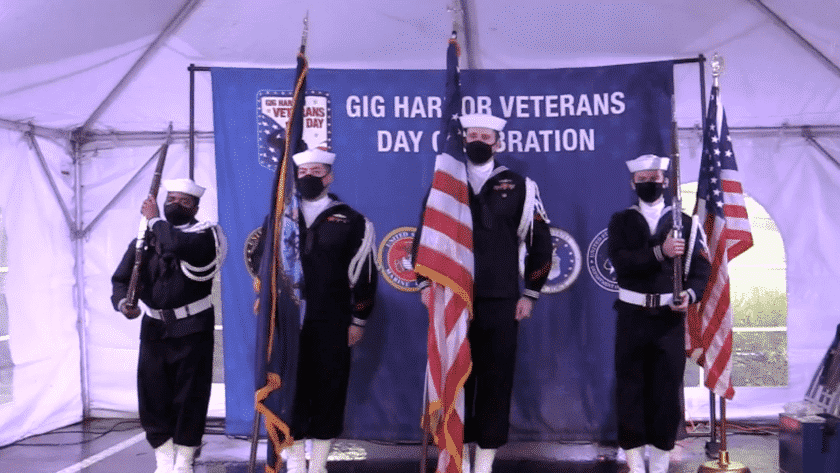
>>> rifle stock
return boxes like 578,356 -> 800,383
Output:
123,138 -> 170,318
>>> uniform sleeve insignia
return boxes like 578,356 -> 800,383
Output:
327,213 -> 349,223
493,179 -> 516,191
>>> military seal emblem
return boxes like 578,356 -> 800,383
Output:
519,226 -> 581,293
377,226 -> 419,292
586,228 -> 618,292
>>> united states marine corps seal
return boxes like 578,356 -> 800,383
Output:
519,226 -> 581,293
377,226 -> 419,292
587,228 -> 618,292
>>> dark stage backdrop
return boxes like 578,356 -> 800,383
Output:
211,61 -> 674,442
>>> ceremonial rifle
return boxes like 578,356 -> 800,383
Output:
123,127 -> 172,318
669,93 -> 684,304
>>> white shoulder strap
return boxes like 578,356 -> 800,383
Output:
348,218 -> 378,288
181,224 -> 228,282
517,177 -> 550,244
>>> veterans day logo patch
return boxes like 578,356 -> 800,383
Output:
519,226 -> 581,293
257,90 -> 331,171
377,227 -> 419,292
587,228 -> 618,292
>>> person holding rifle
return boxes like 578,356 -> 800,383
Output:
111,178 -> 227,473
607,154 -> 711,473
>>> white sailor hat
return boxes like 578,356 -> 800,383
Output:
626,154 -> 670,173
163,178 -> 206,198
459,113 -> 507,132
292,147 -> 336,166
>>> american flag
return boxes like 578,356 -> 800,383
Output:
686,84 -> 753,400
414,33 -> 473,473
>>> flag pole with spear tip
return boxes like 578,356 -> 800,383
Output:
248,13 -> 309,473
696,53 -> 751,473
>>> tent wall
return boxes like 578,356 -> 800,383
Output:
0,0 -> 839,448
81,137 -> 224,419
678,130 -> 840,419
0,129 -> 82,446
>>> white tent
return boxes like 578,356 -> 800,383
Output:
1,0 -> 839,447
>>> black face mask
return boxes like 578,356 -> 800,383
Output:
164,203 -> 194,226
465,141 -> 494,164
634,182 -> 664,203
297,175 -> 326,200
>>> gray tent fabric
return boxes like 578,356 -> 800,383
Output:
0,0 -> 839,447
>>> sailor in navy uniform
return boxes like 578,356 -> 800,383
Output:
276,148 -> 378,473
414,114 -> 553,473
111,178 -> 227,473
607,155 -> 711,473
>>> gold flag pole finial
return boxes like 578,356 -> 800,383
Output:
711,53 -> 724,88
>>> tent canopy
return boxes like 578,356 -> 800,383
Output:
1,0 -> 839,447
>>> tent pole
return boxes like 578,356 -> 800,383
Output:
748,0 -> 840,79
79,0 -> 204,134
0,118 -> 70,142
25,126 -> 91,417
459,0 -> 477,69
190,64 -> 196,180
80,145 -> 165,238
71,132 -> 92,419
24,131 -> 76,235
803,127 -> 840,171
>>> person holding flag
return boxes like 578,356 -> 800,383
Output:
607,154 -> 711,473
254,147 -> 378,473
251,16 -> 375,473
413,34 -> 553,471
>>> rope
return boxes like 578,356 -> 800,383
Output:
181,224 -> 228,281
348,219 -> 377,287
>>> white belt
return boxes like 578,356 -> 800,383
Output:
618,288 -> 673,308
148,295 -> 212,320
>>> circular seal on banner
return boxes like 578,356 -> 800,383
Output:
587,228 -> 618,292
519,226 -> 582,293
243,226 -> 264,279
377,226 -> 419,292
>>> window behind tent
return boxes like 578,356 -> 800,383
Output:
0,208 -> 11,404
680,183 -> 789,389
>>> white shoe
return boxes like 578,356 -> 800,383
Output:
172,444 -> 197,473
649,445 -> 670,473
624,446 -> 646,473
284,441 -> 307,473
153,438 -> 175,473
308,439 -> 331,473
473,446 -> 496,473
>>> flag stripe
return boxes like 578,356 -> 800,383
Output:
418,36 -> 473,473
418,225 -> 474,271
685,84 -> 753,400
427,188 -> 472,229
422,207 -> 474,251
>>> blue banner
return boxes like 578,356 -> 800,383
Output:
212,61 -> 674,442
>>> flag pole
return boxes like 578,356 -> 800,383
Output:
696,53 -> 750,473
247,14 -> 309,473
